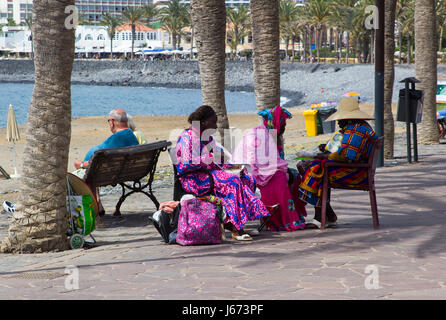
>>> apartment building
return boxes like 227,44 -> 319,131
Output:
0,0 -> 32,25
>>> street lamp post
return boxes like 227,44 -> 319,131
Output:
375,0 -> 385,167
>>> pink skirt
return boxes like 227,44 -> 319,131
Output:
259,171 -> 307,231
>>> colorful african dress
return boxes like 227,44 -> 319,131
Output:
175,127 -> 270,231
232,111 -> 307,232
298,120 -> 377,206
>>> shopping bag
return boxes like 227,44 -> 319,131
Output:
176,196 -> 223,246
66,194 -> 96,236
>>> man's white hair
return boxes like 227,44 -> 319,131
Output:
109,109 -> 128,123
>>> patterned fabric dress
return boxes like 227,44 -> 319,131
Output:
298,120 -> 377,206
174,126 -> 270,231
232,106 -> 307,231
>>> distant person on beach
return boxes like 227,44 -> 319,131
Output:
73,108 -> 139,216
127,115 -> 148,145
232,106 -> 307,231
174,105 -> 270,241
297,97 -> 377,229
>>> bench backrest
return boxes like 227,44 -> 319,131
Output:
84,140 -> 171,188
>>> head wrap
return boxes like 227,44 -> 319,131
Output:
258,106 -> 292,159
258,106 -> 292,131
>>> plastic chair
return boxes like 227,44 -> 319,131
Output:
320,136 -> 384,230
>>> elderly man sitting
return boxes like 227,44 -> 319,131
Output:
74,108 -> 139,170
73,108 -> 139,216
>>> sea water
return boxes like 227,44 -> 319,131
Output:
0,83 -> 262,128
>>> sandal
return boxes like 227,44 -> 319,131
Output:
305,219 -> 338,229
232,233 -> 253,241
305,219 -> 322,229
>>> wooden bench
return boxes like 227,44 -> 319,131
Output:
84,140 -> 171,216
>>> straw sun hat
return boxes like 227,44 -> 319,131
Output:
325,97 -> 375,122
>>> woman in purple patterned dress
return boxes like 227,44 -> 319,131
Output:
174,106 -> 270,241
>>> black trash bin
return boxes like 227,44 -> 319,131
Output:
397,88 -> 424,123
317,106 -> 337,134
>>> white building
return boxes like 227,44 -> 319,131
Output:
0,0 -> 32,25
0,25 -> 32,53
75,23 -> 169,57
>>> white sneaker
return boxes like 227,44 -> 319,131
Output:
2,201 -> 15,213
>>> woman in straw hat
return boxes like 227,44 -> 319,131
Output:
298,97 -> 377,229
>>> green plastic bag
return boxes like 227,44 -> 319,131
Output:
66,195 -> 96,236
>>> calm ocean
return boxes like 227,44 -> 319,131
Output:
0,83 -> 260,128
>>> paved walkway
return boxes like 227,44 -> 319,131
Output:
1,138 -> 446,300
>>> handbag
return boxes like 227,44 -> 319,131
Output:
176,195 -> 224,246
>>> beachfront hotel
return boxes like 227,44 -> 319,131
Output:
0,0 -> 307,26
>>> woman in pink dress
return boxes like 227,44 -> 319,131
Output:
232,106 -> 307,231
174,105 -> 270,241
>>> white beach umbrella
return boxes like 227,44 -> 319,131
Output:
6,104 -> 20,178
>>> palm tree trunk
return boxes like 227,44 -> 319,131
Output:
1,0 -> 75,253
171,32 -> 177,50
384,0 -> 397,159
415,0 -> 438,144
285,37 -> 289,61
131,24 -> 135,60
110,37 -> 113,59
190,0 -> 229,142
407,33 -> 411,64
346,32 -> 350,63
250,0 -> 280,110
190,24 -> 194,60
338,30 -> 342,63
292,37 -> 295,61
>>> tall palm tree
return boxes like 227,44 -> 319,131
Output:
400,2 -> 415,64
415,0 -> 439,144
279,0 -> 299,61
304,0 -> 330,62
122,6 -> 143,59
226,5 -> 251,59
396,0 -> 413,64
101,13 -> 121,59
190,0 -> 229,143
250,0 -> 280,111
142,3 -> 159,27
1,0 -> 75,253
160,0 -> 190,50
384,0 -> 397,159
329,0 -> 357,63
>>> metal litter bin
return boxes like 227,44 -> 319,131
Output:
318,106 -> 337,134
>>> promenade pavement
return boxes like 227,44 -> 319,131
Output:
1,136 -> 446,300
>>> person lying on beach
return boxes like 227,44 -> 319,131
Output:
73,108 -> 139,216
232,106 -> 307,232
174,105 -> 270,241
297,97 -> 377,229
